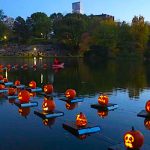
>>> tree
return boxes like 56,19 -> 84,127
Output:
29,12 -> 52,39
13,16 -> 29,42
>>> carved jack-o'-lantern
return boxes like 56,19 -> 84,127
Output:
0,84 -> 5,90
43,84 -> 53,94
65,89 -> 76,99
0,75 -> 3,80
18,90 -> 30,103
3,78 -> 8,83
98,94 -> 109,106
76,112 -> 87,127
42,97 -> 56,112
144,118 -> 150,130
66,102 -> 76,110
123,127 -> 144,149
43,118 -> 55,127
18,107 -> 30,117
145,100 -> 150,113
97,110 -> 108,118
29,81 -> 36,89
15,80 -> 21,86
8,88 -> 16,96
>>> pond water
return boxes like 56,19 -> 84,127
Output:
0,57 -> 150,150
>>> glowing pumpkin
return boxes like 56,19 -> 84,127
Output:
145,100 -> 150,113
65,89 -> 76,99
123,127 -> 144,149
8,88 -> 16,96
29,81 -> 36,89
144,118 -> 150,130
43,84 -> 53,94
98,94 -> 109,106
3,78 -> 8,83
0,75 -> 3,80
0,65 -> 3,69
66,102 -> 76,110
0,84 -> 5,90
18,107 -> 30,117
15,80 -> 21,86
18,90 -> 30,103
76,112 -> 87,127
42,97 -> 56,112
43,118 -> 55,127
98,110 -> 108,118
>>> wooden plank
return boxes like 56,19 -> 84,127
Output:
59,97 -> 84,103
34,110 -> 64,119
91,103 -> 118,111
137,110 -> 150,118
15,101 -> 38,108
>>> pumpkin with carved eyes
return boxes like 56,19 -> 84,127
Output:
123,127 -> 144,149
98,94 -> 109,106
29,81 -> 36,89
65,89 -> 76,99
8,88 -> 16,96
43,84 -> 53,94
97,110 -> 108,118
15,80 -> 21,86
0,84 -> 5,90
66,102 -> 76,110
18,107 -> 30,117
145,100 -> 150,113
76,112 -> 87,127
3,78 -> 8,83
42,97 -> 55,112
18,90 -> 30,103
0,75 -> 3,80
144,118 -> 150,130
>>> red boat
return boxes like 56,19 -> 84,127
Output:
52,63 -> 64,69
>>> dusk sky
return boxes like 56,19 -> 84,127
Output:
1,0 -> 150,22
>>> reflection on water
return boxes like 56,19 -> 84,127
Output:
0,58 -> 150,150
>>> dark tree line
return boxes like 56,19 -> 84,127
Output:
1,9 -> 150,59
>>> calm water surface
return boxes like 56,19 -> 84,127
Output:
0,58 -> 150,150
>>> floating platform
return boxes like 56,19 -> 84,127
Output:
0,89 -> 8,93
34,110 -> 64,119
59,97 -> 84,103
7,95 -> 18,99
63,122 -> 100,136
91,103 -> 118,111
15,101 -> 38,108
26,87 -> 42,92
137,110 -> 150,118
15,85 -> 25,89
108,142 -> 150,150
0,82 -> 13,86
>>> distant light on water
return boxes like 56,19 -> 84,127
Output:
34,57 -> 37,65
5,69 -> 8,79
41,74 -> 43,83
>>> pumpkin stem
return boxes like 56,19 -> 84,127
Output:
80,112 -> 82,115
131,126 -> 135,131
